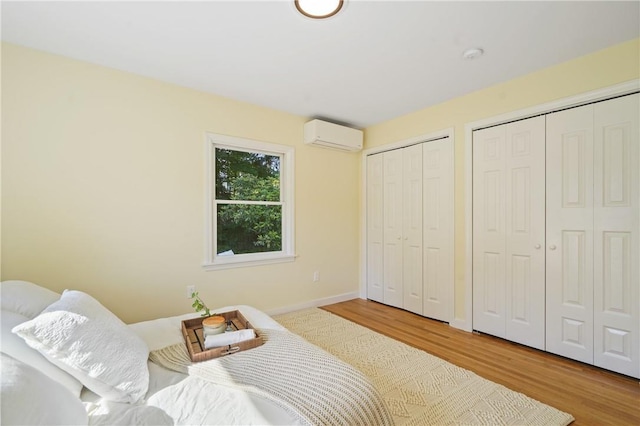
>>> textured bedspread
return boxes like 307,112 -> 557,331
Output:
150,328 -> 393,426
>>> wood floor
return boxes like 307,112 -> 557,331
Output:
321,298 -> 640,426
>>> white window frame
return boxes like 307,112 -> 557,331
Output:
203,133 -> 295,270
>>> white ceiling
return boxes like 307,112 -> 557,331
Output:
2,1 -> 639,128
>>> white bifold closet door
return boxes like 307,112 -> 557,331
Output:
402,144 -> 424,315
545,104 -> 595,363
366,137 -> 453,320
593,95 -> 639,377
473,116 -> 546,350
382,149 -> 405,309
422,139 -> 454,322
546,94 -> 639,377
367,146 -> 423,312
366,154 -> 384,303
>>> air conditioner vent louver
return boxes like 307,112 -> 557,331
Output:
303,119 -> 363,152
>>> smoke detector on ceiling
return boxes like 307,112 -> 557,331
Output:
462,48 -> 484,60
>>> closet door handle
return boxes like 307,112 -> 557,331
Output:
549,245 -> 557,251
534,244 -> 541,249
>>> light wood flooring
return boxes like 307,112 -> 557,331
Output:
321,298 -> 640,426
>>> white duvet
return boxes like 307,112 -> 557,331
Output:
82,306 -> 304,426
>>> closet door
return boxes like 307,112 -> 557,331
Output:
593,94 -> 639,377
504,117 -> 546,349
383,149 -> 404,308
366,153 -> 384,303
473,116 -> 545,348
546,104 -> 595,364
402,144 -> 423,315
423,137 -> 454,322
473,125 -> 507,337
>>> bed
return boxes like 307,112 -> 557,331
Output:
0,280 -> 392,425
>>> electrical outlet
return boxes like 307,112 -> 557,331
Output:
313,271 -> 320,282
186,285 -> 195,298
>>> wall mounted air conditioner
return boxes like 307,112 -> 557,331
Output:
303,119 -> 363,152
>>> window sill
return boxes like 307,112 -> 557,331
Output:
202,254 -> 297,271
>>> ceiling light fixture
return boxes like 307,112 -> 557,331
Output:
295,0 -> 344,19
462,48 -> 484,60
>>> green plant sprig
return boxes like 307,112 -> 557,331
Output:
190,291 -> 212,317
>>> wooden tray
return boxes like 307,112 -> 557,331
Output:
181,310 -> 263,362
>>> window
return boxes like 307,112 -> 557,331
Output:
204,133 -> 295,269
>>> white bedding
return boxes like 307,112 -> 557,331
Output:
82,305 -> 304,425
2,282 -> 389,426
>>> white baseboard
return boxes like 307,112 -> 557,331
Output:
265,292 -> 360,317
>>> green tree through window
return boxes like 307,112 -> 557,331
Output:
215,148 -> 282,255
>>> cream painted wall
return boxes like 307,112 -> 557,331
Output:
364,38 -> 640,322
3,39 -> 638,325
1,43 -> 361,323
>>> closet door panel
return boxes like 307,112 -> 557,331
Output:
473,126 -> 507,338
505,117 -> 546,350
383,150 -> 404,308
366,154 -> 384,303
402,144 -> 423,315
593,94 -> 639,377
423,137 -> 453,322
546,104 -> 594,364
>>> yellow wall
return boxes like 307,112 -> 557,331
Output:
2,39 -> 638,324
1,43 -> 361,323
365,38 -> 640,321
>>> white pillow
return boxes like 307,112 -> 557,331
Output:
1,280 -> 60,318
1,310 -> 84,397
1,353 -> 88,425
12,290 -> 150,403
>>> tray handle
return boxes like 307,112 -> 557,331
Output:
220,346 -> 240,356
